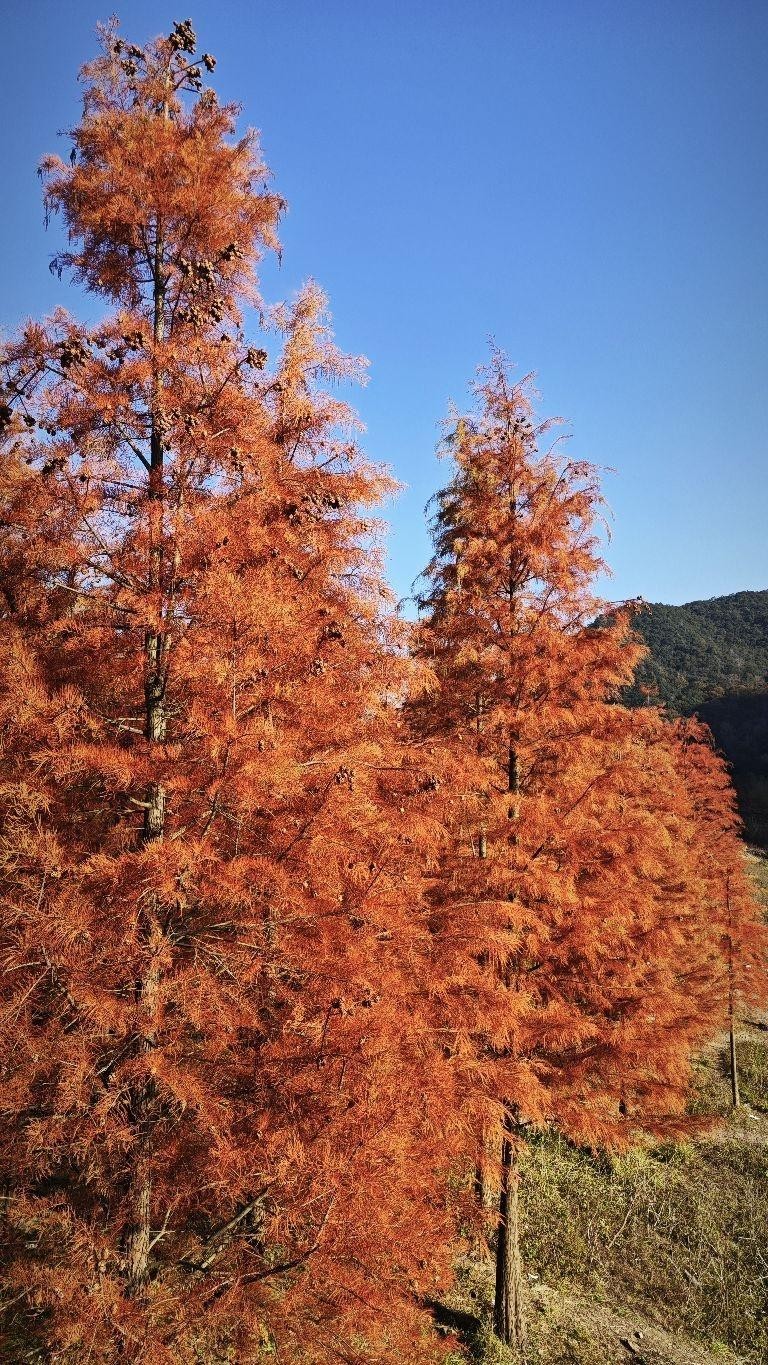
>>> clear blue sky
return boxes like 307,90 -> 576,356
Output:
2,0 -> 767,608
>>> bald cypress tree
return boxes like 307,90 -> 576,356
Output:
411,355 -> 768,1356
0,23 -> 459,1362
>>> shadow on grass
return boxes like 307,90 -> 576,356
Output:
425,1297 -> 488,1359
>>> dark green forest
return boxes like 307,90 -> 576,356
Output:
627,590 -> 768,846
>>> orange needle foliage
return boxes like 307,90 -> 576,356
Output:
0,22 -> 460,1364
409,356 -> 767,1352
0,21 -> 764,1365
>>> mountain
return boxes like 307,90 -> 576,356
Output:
626,589 -> 768,846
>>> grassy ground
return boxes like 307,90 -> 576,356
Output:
438,851 -> 768,1365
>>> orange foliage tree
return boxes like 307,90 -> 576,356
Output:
0,23 -> 462,1363
409,356 -> 767,1355
670,715 -> 768,1109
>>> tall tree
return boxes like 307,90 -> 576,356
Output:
0,24 -> 459,1363
410,356 -> 767,1357
669,716 -> 768,1110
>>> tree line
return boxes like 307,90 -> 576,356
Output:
1,21 -> 765,1365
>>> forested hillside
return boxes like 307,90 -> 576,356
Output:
628,591 -> 768,845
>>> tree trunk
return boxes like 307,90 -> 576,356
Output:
476,691 -> 488,859
473,1158 -> 486,1209
126,197 -> 167,1297
726,873 -> 741,1109
494,733 -> 526,1354
508,745 -> 520,820
126,1153 -> 153,1288
473,1128 -> 497,1254
125,928 -> 161,1295
494,1107 -> 526,1357
729,1018 -> 740,1109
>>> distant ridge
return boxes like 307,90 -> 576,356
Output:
627,589 -> 768,846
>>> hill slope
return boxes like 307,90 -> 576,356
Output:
626,589 -> 768,845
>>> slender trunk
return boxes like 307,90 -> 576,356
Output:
493,705 -> 527,1351
125,933 -> 161,1295
508,744 -> 520,822
473,1158 -> 486,1208
126,1160 -> 153,1288
473,1128 -> 496,1247
726,873 -> 740,1110
494,1107 -> 527,1357
126,177 -> 167,1295
730,1020 -> 740,1109
476,690 -> 487,859
474,1155 -> 494,1212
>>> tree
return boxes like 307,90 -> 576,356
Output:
0,23 -> 460,1363
669,717 -> 768,1110
410,355 -> 767,1357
